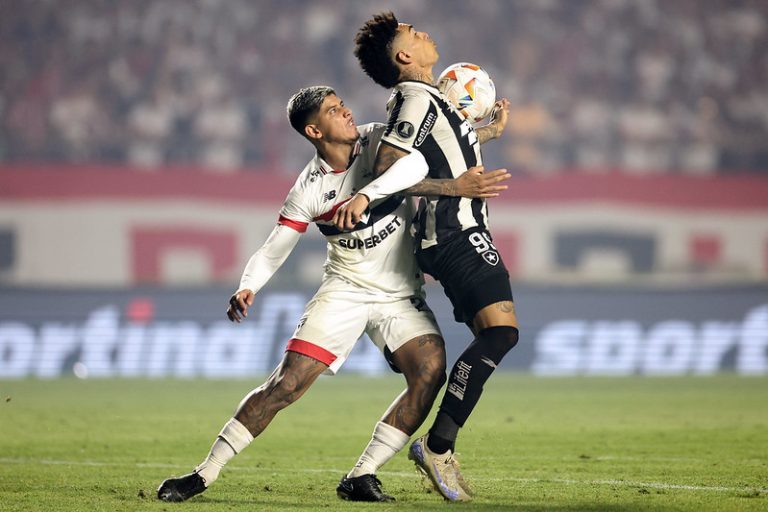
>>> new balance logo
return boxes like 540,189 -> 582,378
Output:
323,190 -> 337,202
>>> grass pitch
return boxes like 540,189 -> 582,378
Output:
0,375 -> 766,511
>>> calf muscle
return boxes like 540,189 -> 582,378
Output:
234,352 -> 326,436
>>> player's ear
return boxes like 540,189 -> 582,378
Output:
394,48 -> 412,65
304,123 -> 322,141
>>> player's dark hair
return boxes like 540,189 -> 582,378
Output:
286,86 -> 336,136
354,11 -> 400,88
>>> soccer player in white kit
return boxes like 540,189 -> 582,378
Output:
156,86 -> 510,503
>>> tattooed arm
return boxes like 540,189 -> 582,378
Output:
403,169 -> 509,197
475,122 -> 503,145
475,98 -> 510,145
332,159 -> 510,230
333,102 -> 513,230
372,143 -> 410,178
367,144 -> 510,199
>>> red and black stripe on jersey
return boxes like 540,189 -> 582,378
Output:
315,194 -> 406,237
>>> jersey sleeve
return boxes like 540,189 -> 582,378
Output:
277,181 -> 313,233
239,224 -> 302,293
380,89 -> 439,152
358,149 -> 429,202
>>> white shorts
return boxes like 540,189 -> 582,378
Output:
287,290 -> 441,375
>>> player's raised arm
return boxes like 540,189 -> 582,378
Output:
475,98 -> 510,145
227,224 -> 302,323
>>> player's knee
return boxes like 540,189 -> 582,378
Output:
267,373 -> 306,408
425,358 -> 448,388
425,361 -> 447,391
427,348 -> 448,389
397,335 -> 446,382
478,325 -> 519,364
435,368 -> 448,389
408,355 -> 446,394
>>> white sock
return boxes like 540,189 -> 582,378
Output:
346,421 -> 409,478
195,418 -> 254,486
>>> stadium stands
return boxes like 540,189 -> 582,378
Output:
1,0 -> 767,173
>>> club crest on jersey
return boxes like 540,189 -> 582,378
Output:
323,190 -> 337,202
482,250 -> 500,266
396,121 -> 414,139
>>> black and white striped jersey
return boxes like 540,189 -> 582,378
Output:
380,80 -> 488,249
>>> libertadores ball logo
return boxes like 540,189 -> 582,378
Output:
396,121 -> 414,138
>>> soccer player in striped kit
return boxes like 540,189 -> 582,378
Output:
336,12 -> 519,502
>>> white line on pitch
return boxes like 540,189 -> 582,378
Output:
0,457 -> 765,495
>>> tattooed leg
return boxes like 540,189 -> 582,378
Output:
161,351 -> 328,494
234,351 -> 328,436
473,300 -> 518,331
343,334 -> 446,480
383,334 -> 447,435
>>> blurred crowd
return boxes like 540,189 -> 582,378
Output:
1,0 -> 767,175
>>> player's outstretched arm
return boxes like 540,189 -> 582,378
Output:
331,143 -> 422,231
333,149 -> 430,230
226,224 -> 301,322
332,166 -> 511,230
475,98 -> 510,145
405,166 -> 510,198
373,143 -> 410,178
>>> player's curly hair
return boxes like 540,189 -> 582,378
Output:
354,12 -> 400,89
286,86 -> 336,136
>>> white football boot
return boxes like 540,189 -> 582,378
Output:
408,434 -> 471,502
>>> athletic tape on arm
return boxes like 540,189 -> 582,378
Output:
358,149 -> 428,202
238,224 -> 301,293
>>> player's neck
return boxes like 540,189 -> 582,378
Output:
400,66 -> 434,85
317,140 -> 354,170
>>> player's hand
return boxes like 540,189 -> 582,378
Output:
453,166 -> 510,198
227,289 -> 255,323
332,194 -> 370,231
488,98 -> 510,138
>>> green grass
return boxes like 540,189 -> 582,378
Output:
0,375 -> 766,511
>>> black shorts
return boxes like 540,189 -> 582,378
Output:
416,227 -> 513,324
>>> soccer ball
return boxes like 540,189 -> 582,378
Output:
437,62 -> 496,123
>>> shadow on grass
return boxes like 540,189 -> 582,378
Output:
131,493 -> 648,511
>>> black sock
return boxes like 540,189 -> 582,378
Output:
435,326 -> 519,430
428,412 -> 459,453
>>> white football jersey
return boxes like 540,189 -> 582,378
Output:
278,123 -> 424,298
